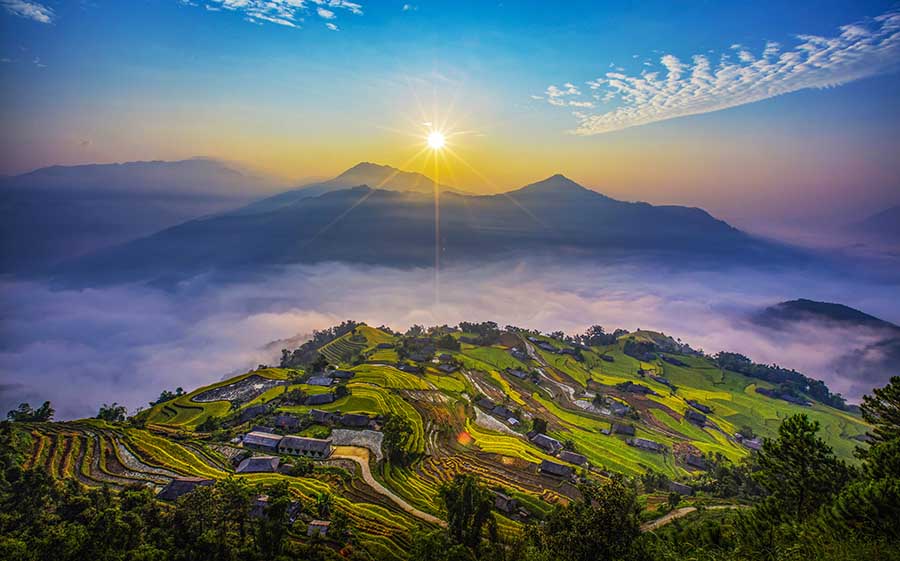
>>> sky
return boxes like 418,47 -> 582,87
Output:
1,0 -> 899,234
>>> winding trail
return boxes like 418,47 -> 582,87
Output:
331,446 -> 446,527
641,505 -> 747,532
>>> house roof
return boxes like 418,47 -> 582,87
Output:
330,370 -> 355,379
310,408 -> 337,423
279,436 -> 332,454
559,450 -> 587,465
611,423 -> 636,436
307,376 -> 334,387
684,410 -> 707,424
236,455 -> 280,473
627,437 -> 665,452
157,477 -> 213,501
540,459 -> 574,477
668,481 -> 693,495
531,433 -> 562,452
506,368 -> 528,379
340,413 -> 369,427
305,393 -> 335,405
243,431 -> 283,449
476,398 -> 495,409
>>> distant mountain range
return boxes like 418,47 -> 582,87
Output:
60,162 -> 790,283
849,205 -> 900,246
0,158 -> 284,272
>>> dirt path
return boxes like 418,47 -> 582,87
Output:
331,446 -> 446,527
641,505 -> 746,532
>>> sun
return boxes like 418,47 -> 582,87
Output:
427,131 -> 446,149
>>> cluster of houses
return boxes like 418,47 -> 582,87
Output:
157,477 -> 328,538
526,337 -> 583,360
476,397 -> 521,427
529,432 -> 588,479
616,381 -> 658,396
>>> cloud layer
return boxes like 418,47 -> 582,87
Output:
1,0 -> 53,23
538,9 -> 900,134
198,0 -> 362,29
2,258 -> 898,420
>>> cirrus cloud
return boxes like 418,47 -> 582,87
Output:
539,9 -> 900,135
194,0 -> 362,29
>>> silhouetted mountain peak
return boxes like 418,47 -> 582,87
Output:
509,173 -> 612,201
756,298 -> 900,332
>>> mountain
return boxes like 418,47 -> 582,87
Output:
61,168 -> 787,283
231,162 -> 463,216
754,298 -> 900,400
848,205 -> 900,246
756,298 -> 900,332
0,158 -> 284,273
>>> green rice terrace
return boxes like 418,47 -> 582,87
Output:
8,321 -> 874,559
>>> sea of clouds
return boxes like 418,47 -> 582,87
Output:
2,256 -> 899,419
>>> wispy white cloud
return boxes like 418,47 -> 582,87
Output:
1,0 -> 54,23
195,0 -> 363,29
539,9 -> 900,135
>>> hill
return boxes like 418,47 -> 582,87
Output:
10,320 -> 870,559
60,170 -> 789,283
755,298 -> 900,332
0,158 -> 284,273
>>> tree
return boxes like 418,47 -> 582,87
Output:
96,402 -> 127,422
439,474 -> 495,552
753,413 -> 851,521
6,401 -> 54,422
382,413 -> 413,464
535,477 -> 642,561
860,375 -> 900,446
310,353 -> 329,373
531,417 -> 548,435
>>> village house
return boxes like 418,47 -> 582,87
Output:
437,363 -> 458,374
329,370 -> 355,381
617,381 -> 656,395
476,398 -> 495,410
492,405 -> 515,419
531,433 -> 563,454
558,450 -> 588,466
157,477 -> 213,501
340,413 -> 370,428
627,437 -> 666,453
307,376 -> 335,387
650,375 -> 676,390
611,423 -> 636,436
305,393 -> 336,406
684,454 -> 709,470
250,495 -> 302,522
307,520 -> 330,537
396,363 -> 420,374
493,492 -> 519,514
668,481 -> 693,496
687,399 -> 712,414
608,400 -> 630,416
242,431 -> 283,453
310,409 -> 339,424
278,436 -> 333,459
236,455 -> 280,473
376,342 -> 394,349
510,348 -> 529,361
684,409 -> 707,426
539,459 -> 574,478
506,368 -> 528,380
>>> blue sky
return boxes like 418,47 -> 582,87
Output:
1,1 -> 899,231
